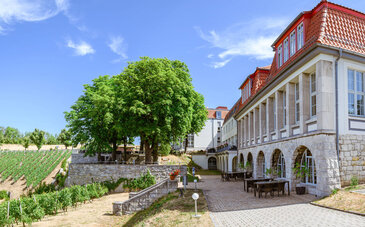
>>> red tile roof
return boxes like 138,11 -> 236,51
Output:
235,0 -> 365,117
223,97 -> 241,124
207,108 -> 229,119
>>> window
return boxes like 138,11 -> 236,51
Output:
277,44 -> 283,67
295,83 -> 300,123
217,137 -> 221,144
297,23 -> 304,50
216,111 -> 221,119
310,73 -> 317,118
273,98 -> 276,130
187,134 -> 194,147
301,149 -> 317,185
348,69 -> 365,116
241,80 -> 252,103
277,152 -> 286,178
283,91 -> 287,128
283,38 -> 289,62
290,30 -> 296,56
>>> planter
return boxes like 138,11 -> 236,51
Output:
296,186 -> 306,195
170,175 -> 176,180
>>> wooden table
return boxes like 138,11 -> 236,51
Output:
222,172 -> 245,181
243,178 -> 273,192
254,180 -> 290,198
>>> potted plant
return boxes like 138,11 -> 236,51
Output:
169,169 -> 180,180
265,168 -> 273,178
292,162 -> 309,195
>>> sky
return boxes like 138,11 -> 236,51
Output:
0,0 -> 364,135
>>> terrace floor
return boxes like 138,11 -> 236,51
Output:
187,175 -> 365,227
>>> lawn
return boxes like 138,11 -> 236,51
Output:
117,189 -> 212,227
196,169 -> 221,175
313,184 -> 365,214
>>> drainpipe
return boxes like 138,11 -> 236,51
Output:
335,49 -> 342,165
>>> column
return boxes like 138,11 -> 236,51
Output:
286,82 -> 295,136
237,119 -> 241,149
259,103 -> 264,143
266,98 -> 270,141
316,60 -> 335,130
299,73 -> 310,134
276,91 -> 283,138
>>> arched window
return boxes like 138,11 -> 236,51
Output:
277,153 -> 286,178
301,149 -> 317,184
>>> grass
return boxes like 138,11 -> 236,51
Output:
196,169 -> 221,175
117,189 -> 212,227
313,184 -> 365,214
180,173 -> 199,182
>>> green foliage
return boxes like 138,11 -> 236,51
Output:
350,175 -> 359,187
0,191 -> 8,200
21,136 -> 31,150
58,188 -> 72,211
30,129 -> 46,151
57,129 -> 72,149
265,168 -> 273,176
30,182 -> 56,196
0,150 -> 72,187
331,188 -> 339,195
292,162 -> 309,180
124,171 -> 156,191
2,127 -> 21,144
159,143 -> 171,156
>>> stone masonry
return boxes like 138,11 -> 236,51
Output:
339,134 -> 365,186
65,164 -> 187,186
113,178 -> 178,215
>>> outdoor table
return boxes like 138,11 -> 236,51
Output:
222,172 -> 242,181
254,180 -> 290,198
243,178 -> 273,192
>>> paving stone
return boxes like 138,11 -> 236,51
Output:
188,175 -> 365,227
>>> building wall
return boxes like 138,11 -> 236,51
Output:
222,117 -> 237,146
191,154 -> 217,170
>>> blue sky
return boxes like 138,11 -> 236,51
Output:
0,0 -> 363,135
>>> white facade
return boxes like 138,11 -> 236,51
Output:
222,117 -> 237,146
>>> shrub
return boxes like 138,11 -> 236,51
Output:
159,143 -> 171,156
350,176 -> 359,187
58,188 -> 72,212
0,190 -> 8,200
21,197 -> 45,222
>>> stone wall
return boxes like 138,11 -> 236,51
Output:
65,164 -> 187,186
113,178 -> 178,215
339,134 -> 365,186
71,153 -> 98,164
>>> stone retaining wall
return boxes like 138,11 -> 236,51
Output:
339,134 -> 365,186
113,178 -> 178,215
71,153 -> 98,164
65,164 -> 187,186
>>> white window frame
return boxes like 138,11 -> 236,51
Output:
297,22 -> 304,50
300,149 -> 316,185
290,30 -> 296,56
295,83 -> 300,123
283,38 -> 289,62
348,69 -> 365,116
310,73 -> 317,118
283,91 -> 286,128
277,152 -> 286,178
277,44 -> 283,67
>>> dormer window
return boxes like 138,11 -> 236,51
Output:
277,44 -> 283,67
297,22 -> 304,50
283,38 -> 289,63
290,30 -> 296,56
216,111 -> 221,119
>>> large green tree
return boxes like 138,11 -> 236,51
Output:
30,129 -> 45,150
116,57 -> 206,163
3,127 -> 21,144
65,76 -> 130,161
21,136 -> 31,151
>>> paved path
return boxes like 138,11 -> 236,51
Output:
190,175 -> 365,227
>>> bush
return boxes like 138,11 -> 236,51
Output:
0,191 -> 8,200
125,171 -> 156,191
30,182 -> 56,196
159,143 -> 171,156
58,188 -> 72,211
350,176 -> 359,187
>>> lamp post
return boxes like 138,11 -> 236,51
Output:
192,193 -> 201,218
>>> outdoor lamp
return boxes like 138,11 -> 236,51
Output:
192,193 -> 201,218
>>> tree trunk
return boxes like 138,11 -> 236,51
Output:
184,135 -> 188,153
97,152 -> 102,162
112,140 -> 117,161
145,140 -> 152,164
152,138 -> 158,164
123,137 -> 127,164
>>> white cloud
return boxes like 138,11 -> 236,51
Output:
0,0 -> 68,30
66,39 -> 95,56
108,36 -> 127,62
196,17 -> 289,68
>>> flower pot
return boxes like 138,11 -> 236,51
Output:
296,186 -> 306,195
170,175 -> 176,180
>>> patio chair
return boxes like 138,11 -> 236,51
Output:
258,184 -> 274,198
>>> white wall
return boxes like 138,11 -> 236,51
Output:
192,118 -> 224,150
222,117 -> 237,146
